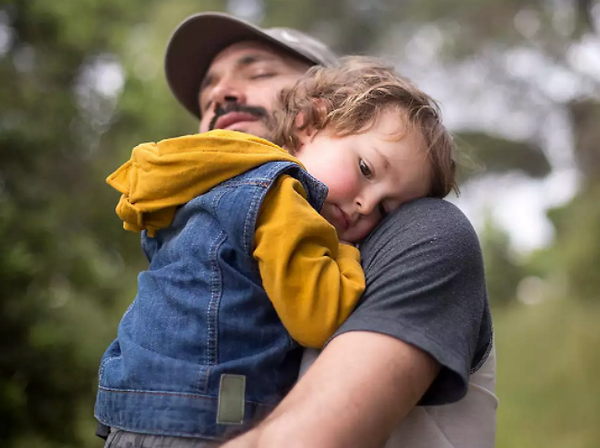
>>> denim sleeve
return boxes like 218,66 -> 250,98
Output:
331,198 -> 493,405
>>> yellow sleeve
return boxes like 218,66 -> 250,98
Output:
253,174 -> 365,348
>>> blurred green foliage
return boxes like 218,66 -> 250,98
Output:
495,300 -> 600,448
480,216 -> 526,307
1,0 -> 598,447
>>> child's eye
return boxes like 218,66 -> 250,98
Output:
359,159 -> 373,178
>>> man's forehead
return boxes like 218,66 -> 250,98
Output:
208,40 -> 300,72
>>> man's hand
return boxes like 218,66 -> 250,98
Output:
222,331 -> 440,448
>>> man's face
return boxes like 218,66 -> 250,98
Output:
198,41 -> 310,138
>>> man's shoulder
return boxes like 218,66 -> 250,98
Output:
377,198 -> 473,236
347,197 -> 492,404
361,198 -> 481,267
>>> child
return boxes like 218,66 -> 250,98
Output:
95,57 -> 458,444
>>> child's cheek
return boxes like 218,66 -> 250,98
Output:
327,171 -> 359,200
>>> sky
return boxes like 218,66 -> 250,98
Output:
387,17 -> 600,255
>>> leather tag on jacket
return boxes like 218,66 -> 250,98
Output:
217,374 -> 246,424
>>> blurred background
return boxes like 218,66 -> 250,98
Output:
1,0 -> 599,446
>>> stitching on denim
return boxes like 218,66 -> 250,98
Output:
97,386 -> 274,408
220,180 -> 270,190
201,230 -> 227,393
242,186 -> 265,254
208,191 -> 225,364
99,387 -> 216,400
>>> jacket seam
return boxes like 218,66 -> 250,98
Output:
97,386 -> 273,408
201,230 -> 227,393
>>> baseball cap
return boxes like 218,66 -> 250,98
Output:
165,12 -> 339,118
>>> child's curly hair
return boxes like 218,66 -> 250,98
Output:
270,56 -> 458,198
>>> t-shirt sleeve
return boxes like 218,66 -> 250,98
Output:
331,198 -> 493,405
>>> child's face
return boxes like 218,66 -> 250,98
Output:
294,108 -> 432,242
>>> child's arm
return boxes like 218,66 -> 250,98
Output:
253,174 -> 365,349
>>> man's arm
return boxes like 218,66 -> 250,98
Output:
222,331 -> 439,448
226,198 -> 491,447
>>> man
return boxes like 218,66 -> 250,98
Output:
100,12 -> 496,448
165,13 -> 338,137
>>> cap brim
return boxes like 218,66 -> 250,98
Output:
165,12 -> 318,119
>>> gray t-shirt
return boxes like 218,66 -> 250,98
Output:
331,197 -> 493,405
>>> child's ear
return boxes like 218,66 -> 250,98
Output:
294,112 -> 316,145
295,98 -> 328,144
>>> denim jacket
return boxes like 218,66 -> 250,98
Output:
95,161 -> 328,441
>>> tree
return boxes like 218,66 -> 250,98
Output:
1,1 -> 156,445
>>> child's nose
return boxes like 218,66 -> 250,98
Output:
356,197 -> 378,216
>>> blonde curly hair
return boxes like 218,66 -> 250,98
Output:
269,56 -> 458,198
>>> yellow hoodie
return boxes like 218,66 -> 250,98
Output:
107,130 -> 364,348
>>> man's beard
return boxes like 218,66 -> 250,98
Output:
208,103 -> 270,135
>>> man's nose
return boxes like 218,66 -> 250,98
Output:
209,77 -> 247,107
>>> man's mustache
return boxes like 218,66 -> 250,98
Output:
208,103 -> 269,131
